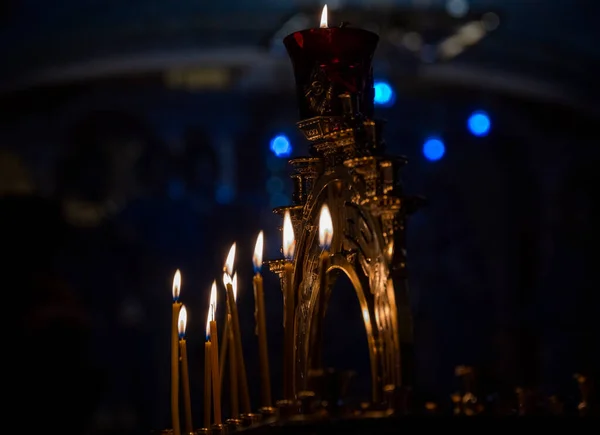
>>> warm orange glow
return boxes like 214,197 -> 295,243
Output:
172,269 -> 181,301
224,242 -> 236,276
205,312 -> 211,340
282,210 -> 295,260
318,204 -> 333,249
253,231 -> 264,273
210,280 -> 217,320
320,4 -> 328,28
178,305 -> 187,337
232,272 -> 238,301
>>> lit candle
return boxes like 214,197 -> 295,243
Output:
282,210 -> 296,400
204,313 -> 212,429
171,270 -> 182,435
253,231 -> 272,408
209,281 -> 222,424
223,243 -> 252,414
283,4 -> 379,121
313,204 -> 333,369
178,305 -> 193,434
219,242 -> 235,391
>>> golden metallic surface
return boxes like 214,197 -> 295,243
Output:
270,99 -> 418,403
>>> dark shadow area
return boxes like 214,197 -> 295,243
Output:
322,272 -> 372,401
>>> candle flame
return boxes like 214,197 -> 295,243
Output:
224,242 -> 236,276
282,210 -> 295,261
223,272 -> 232,289
320,4 -> 328,28
206,311 -> 211,340
210,280 -> 217,321
232,272 -> 238,301
253,231 -> 264,274
172,269 -> 181,301
319,204 -> 333,250
178,305 -> 187,337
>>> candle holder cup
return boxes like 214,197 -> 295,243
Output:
210,423 -> 227,435
225,418 -> 243,432
258,406 -> 277,418
284,27 -> 379,121
240,413 -> 261,427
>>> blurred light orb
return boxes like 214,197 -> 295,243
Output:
423,137 -> 445,161
467,111 -> 491,137
446,0 -> 469,17
402,31 -> 423,51
374,81 -> 395,106
270,134 -> 292,157
481,12 -> 500,31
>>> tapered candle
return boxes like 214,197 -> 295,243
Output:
223,243 -> 252,413
227,312 -> 239,417
204,315 -> 212,429
282,210 -> 296,400
218,313 -> 229,389
219,243 -> 234,391
253,231 -> 272,407
178,305 -> 193,434
171,270 -> 182,435
313,204 -> 333,369
209,281 -> 222,424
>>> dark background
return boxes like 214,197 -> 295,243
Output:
1,0 -> 599,432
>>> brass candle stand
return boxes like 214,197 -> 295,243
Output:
268,90 -> 421,405
266,22 -> 425,408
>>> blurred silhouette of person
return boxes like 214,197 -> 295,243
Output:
0,193 -> 100,435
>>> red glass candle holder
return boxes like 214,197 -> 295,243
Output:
284,27 -> 379,121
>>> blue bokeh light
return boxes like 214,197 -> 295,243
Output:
269,134 -> 292,157
374,81 -> 395,106
467,111 -> 491,137
422,137 -> 445,161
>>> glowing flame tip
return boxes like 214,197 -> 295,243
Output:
253,231 -> 264,273
319,204 -> 333,249
209,281 -> 217,321
172,269 -> 181,301
232,272 -> 238,301
224,242 -> 236,276
222,272 -> 232,289
320,5 -> 328,28
282,210 -> 296,261
178,305 -> 187,337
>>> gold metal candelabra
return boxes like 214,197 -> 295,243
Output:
267,21 -> 422,404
